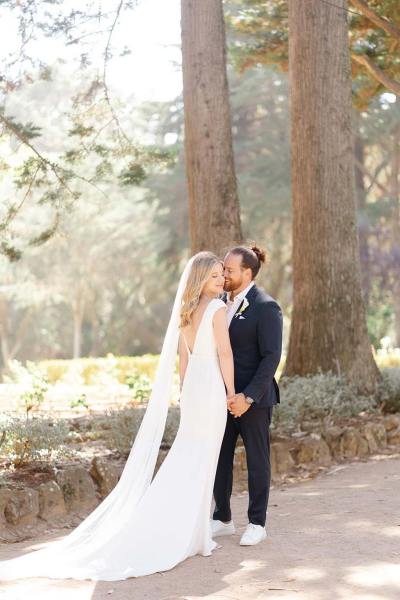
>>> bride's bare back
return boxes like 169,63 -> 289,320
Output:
181,300 -> 212,353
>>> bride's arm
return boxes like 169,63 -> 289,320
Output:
178,333 -> 189,391
213,307 -> 235,398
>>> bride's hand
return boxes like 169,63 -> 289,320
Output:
226,392 -> 235,408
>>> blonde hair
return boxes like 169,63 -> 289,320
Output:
180,252 -> 222,328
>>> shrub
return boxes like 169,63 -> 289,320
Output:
104,408 -> 145,454
124,372 -> 152,403
103,406 -> 181,455
4,360 -> 49,416
375,348 -> 400,369
377,368 -> 400,413
274,373 -> 377,432
38,354 -> 160,385
0,414 -> 70,467
162,407 -> 180,447
70,393 -> 89,410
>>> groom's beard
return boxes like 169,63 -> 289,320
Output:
223,279 -> 243,293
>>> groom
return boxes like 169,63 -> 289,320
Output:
212,245 -> 283,546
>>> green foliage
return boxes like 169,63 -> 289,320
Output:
5,360 -> 49,417
376,349 -> 400,369
226,0 -> 288,71
226,0 -> 400,106
0,113 -> 42,140
14,157 -> 47,189
0,241 -> 22,262
143,147 -> 177,168
118,162 -> 147,186
38,355 -> 160,385
367,298 -> 394,348
29,215 -> 60,246
1,63 -> 176,251
2,368 -> 398,469
63,149 -> 83,163
274,373 -> 378,431
70,393 -> 89,410
103,408 -> 144,454
0,414 -> 69,467
103,406 -> 180,454
162,407 -> 181,447
378,367 -> 400,413
124,371 -> 152,403
68,124 -> 95,137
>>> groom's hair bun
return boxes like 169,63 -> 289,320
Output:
230,243 -> 267,280
251,245 -> 266,264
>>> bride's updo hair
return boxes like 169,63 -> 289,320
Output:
230,244 -> 267,279
180,251 -> 222,328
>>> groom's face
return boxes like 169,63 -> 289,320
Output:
223,252 -> 251,292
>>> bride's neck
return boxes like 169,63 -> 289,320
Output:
200,292 -> 217,302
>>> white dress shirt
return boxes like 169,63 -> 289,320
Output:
226,281 -> 255,326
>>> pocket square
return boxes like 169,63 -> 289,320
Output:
239,316 -> 246,320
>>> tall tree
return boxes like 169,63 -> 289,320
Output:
391,122 -> 400,345
285,0 -> 380,391
181,0 -> 242,255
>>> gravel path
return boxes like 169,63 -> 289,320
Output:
1,454 -> 399,600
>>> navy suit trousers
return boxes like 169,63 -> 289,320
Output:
213,404 -> 273,527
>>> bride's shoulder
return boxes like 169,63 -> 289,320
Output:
210,298 -> 227,312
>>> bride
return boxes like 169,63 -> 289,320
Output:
0,252 -> 235,581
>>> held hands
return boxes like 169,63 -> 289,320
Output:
227,393 -> 251,418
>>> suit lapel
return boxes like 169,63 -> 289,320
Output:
228,284 -> 258,329
246,284 -> 258,304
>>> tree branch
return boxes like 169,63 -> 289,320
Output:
0,112 -> 78,200
354,156 -> 391,196
364,159 -> 389,195
0,113 -> 110,205
350,0 -> 400,42
102,0 -> 136,151
0,164 -> 40,232
352,53 -> 400,96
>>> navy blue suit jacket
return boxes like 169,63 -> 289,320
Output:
227,285 -> 283,408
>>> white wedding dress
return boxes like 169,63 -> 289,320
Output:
0,258 -> 228,582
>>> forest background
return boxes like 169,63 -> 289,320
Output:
0,0 -> 399,375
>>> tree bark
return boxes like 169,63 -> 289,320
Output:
285,0 -> 380,392
72,294 -> 85,359
181,0 -> 242,256
354,128 -> 370,303
391,122 -> 400,346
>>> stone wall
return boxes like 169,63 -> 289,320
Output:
1,414 -> 399,542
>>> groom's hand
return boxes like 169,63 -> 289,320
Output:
228,393 -> 250,418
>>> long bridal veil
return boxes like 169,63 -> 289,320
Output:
0,256 -> 195,579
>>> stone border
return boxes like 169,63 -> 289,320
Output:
1,414 -> 399,542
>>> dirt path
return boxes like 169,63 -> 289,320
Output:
1,454 -> 399,600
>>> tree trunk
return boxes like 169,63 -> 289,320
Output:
285,0 -> 380,392
0,300 -> 34,374
354,127 -> 371,303
0,299 -> 10,371
181,0 -> 242,256
72,295 -> 85,359
391,121 -> 400,347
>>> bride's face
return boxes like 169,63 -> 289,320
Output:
202,263 -> 225,297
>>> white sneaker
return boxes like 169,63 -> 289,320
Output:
239,523 -> 267,546
210,519 -> 236,537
